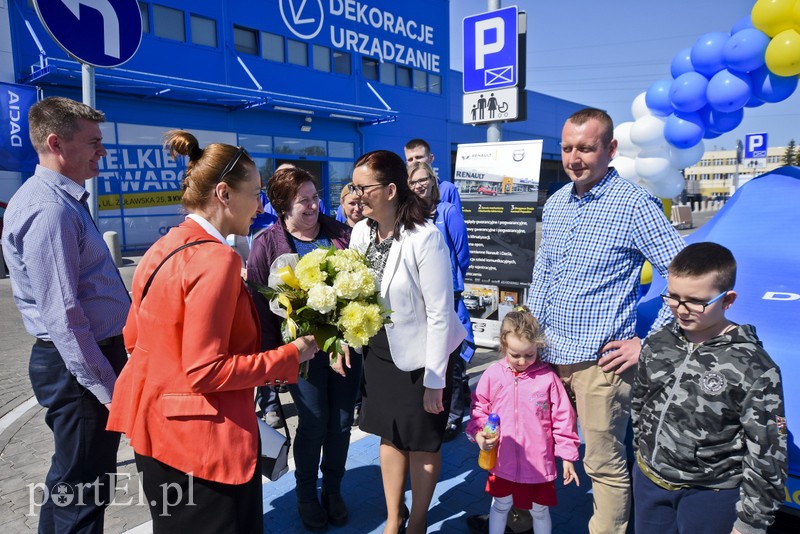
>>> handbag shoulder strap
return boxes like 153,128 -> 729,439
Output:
141,240 -> 217,301
273,394 -> 291,445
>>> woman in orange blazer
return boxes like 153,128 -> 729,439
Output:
107,130 -> 317,533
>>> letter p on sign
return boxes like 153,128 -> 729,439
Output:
475,17 -> 504,69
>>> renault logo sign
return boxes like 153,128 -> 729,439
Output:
280,0 -> 324,40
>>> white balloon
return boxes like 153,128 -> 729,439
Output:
635,151 -> 672,181
614,122 -> 640,158
630,115 -> 666,149
667,140 -> 705,169
631,92 -> 650,120
645,171 -> 686,199
611,156 -> 639,182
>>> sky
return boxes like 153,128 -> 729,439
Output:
449,0 -> 800,152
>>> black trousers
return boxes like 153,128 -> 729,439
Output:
29,337 -> 126,534
135,453 -> 263,534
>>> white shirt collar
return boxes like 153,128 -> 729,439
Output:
186,214 -> 227,245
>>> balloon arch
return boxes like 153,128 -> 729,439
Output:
613,0 -> 800,198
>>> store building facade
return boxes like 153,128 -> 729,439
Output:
2,0 -> 584,249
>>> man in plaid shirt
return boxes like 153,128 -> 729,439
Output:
527,108 -> 685,533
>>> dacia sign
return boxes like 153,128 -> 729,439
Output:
462,6 -> 518,93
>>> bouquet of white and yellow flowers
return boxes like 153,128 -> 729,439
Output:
257,247 -> 391,375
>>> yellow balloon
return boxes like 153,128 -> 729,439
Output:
752,0 -> 796,37
794,0 -> 800,31
765,29 -> 800,76
640,262 -> 653,286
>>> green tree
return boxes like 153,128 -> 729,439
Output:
783,140 -> 796,165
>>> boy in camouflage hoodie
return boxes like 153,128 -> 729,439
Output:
632,242 -> 786,534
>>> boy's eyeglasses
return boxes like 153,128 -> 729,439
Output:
347,183 -> 385,196
660,290 -> 729,314
219,146 -> 246,183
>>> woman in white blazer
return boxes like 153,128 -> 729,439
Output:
345,150 -> 466,534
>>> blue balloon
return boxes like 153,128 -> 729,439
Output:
750,65 -> 798,103
703,106 -> 744,134
691,32 -> 729,78
706,69 -> 752,112
664,111 -> 705,149
703,128 -> 723,140
723,28 -> 769,73
645,80 -> 674,116
671,48 -> 694,79
670,72 -> 709,112
730,16 -> 754,35
745,94 -> 765,108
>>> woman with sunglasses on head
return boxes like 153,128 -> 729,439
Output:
247,166 -> 357,532
107,131 -> 318,533
408,162 -> 475,443
347,150 -> 466,534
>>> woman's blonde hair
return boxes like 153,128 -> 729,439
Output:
499,305 -> 546,352
407,161 -> 440,204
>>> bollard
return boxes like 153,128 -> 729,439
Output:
103,231 -> 123,267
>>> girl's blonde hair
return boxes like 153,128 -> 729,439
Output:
499,305 -> 546,352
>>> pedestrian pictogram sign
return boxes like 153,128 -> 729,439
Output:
463,87 -> 518,125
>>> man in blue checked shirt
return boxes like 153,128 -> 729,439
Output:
527,108 -> 684,534
2,97 -> 130,533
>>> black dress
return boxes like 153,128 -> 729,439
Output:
357,222 -> 456,452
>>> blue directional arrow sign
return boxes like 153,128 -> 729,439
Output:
463,6 -> 518,93
34,0 -> 142,68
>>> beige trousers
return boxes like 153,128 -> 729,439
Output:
555,361 -> 634,534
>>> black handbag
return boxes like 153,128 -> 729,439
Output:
256,395 -> 292,481
142,239 -> 292,480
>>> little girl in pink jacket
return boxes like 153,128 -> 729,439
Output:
468,306 -> 581,534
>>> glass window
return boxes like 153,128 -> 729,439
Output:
250,157 -> 275,186
379,63 -> 395,85
275,137 -> 326,156
362,57 -> 378,80
329,161 -> 353,210
261,32 -> 284,62
333,51 -> 351,75
234,26 -> 258,55
239,134 -> 273,155
328,141 -> 355,159
138,2 -> 150,34
153,5 -> 185,42
190,15 -> 216,47
413,70 -> 426,92
288,39 -> 308,66
397,66 -> 411,87
313,45 -> 331,72
428,73 -> 441,94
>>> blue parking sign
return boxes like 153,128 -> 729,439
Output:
463,6 -> 518,93
744,132 -> 768,159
